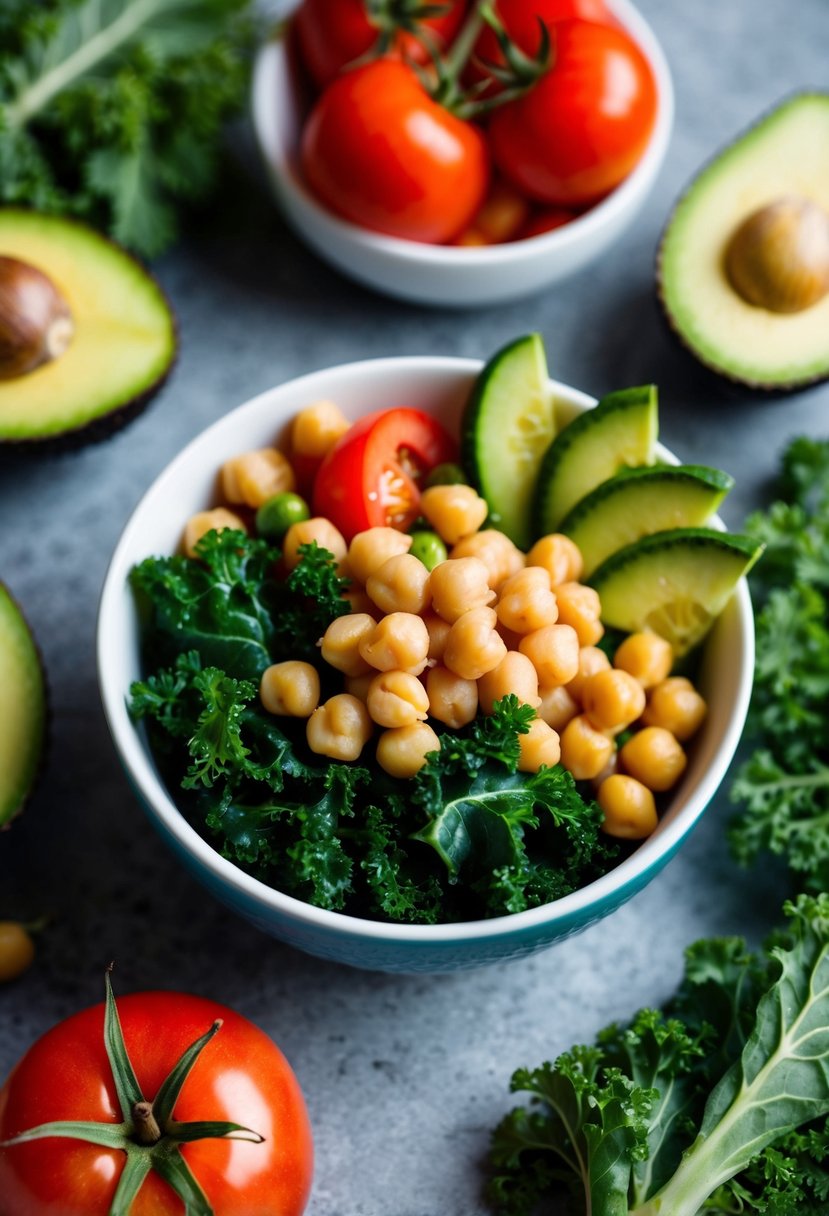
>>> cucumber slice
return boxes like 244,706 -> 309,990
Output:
532,385 -> 659,535
561,464 -> 735,577
590,528 -> 763,656
462,333 -> 555,550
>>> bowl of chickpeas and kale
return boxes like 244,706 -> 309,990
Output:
97,336 -> 759,972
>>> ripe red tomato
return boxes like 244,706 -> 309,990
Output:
0,990 -> 313,1216
471,0 -> 614,86
300,59 -> 490,244
313,408 -> 458,539
488,19 -> 658,207
295,0 -> 467,89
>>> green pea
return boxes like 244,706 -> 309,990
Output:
409,530 -> 448,572
255,491 -> 310,539
424,462 -> 468,489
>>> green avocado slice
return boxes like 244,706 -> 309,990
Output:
658,93 -> 829,389
0,584 -> 47,825
560,464 -> 734,577
0,209 -> 176,445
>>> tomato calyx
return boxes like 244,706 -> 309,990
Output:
415,0 -> 551,119
0,969 -> 265,1215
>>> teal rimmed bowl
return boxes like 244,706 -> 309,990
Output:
97,357 -> 753,973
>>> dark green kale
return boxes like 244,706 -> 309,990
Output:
728,437 -> 829,891
488,895 -> 829,1216
0,0 -> 253,256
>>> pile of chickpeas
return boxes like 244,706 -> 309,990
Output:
182,400 -> 708,844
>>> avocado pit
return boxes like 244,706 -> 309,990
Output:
0,255 -> 74,381
724,195 -> 829,314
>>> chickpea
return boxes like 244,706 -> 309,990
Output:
518,719 -> 562,773
430,556 -> 494,623
420,484 -> 488,545
582,668 -> 646,734
614,632 -> 674,690
260,660 -> 320,717
519,623 -> 580,687
537,683 -> 580,732
341,585 -> 376,615
183,508 -> 246,558
306,693 -> 373,761
555,582 -> 604,646
451,529 -> 525,590
591,749 -> 619,792
560,714 -> 614,781
348,527 -> 412,584
444,606 -> 507,681
367,553 -> 431,615
0,922 -> 35,983
221,448 -> 295,508
283,517 -> 347,571
345,672 -> 374,702
358,612 -> 431,674
320,613 -> 376,676
526,534 -> 584,585
598,774 -> 658,840
367,669 -> 430,728
566,645 -> 612,703
496,566 -> 558,634
642,677 -> 707,742
423,611 -> 452,663
377,721 -> 441,778
291,399 -> 350,460
478,652 -> 541,715
621,726 -> 687,792
426,666 -> 478,728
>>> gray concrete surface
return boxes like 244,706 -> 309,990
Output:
1,1 -> 826,1211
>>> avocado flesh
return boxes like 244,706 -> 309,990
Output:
659,94 -> 829,389
0,210 -> 176,442
0,585 -> 46,825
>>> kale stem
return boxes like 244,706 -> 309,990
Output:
6,0 -> 164,128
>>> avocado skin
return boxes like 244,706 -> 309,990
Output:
0,583 -> 48,829
656,91 -> 829,394
0,209 -> 178,450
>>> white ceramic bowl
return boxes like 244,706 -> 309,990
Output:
251,1 -> 674,308
97,357 -> 753,973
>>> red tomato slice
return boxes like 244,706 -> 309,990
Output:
313,408 -> 458,540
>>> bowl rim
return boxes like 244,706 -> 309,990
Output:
251,0 -> 675,267
97,355 -> 754,947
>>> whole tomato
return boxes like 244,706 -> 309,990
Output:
301,59 -> 489,244
488,19 -> 658,207
471,0 -> 614,86
0,987 -> 313,1216
295,0 -> 467,89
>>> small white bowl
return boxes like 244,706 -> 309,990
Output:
251,0 -> 674,308
98,356 -> 753,973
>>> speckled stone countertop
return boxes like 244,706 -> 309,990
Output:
1,1 -> 827,1212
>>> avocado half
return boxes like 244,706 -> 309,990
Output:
657,93 -> 829,391
0,210 -> 176,445
0,584 -> 47,826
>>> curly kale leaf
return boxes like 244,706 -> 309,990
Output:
0,0 -> 253,256
489,896 -> 829,1216
412,697 -> 615,917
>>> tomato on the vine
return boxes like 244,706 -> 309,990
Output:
488,19 -> 658,207
313,407 -> 458,539
301,59 -> 490,243
472,0 -> 614,75
294,0 -> 467,90
0,983 -> 313,1216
